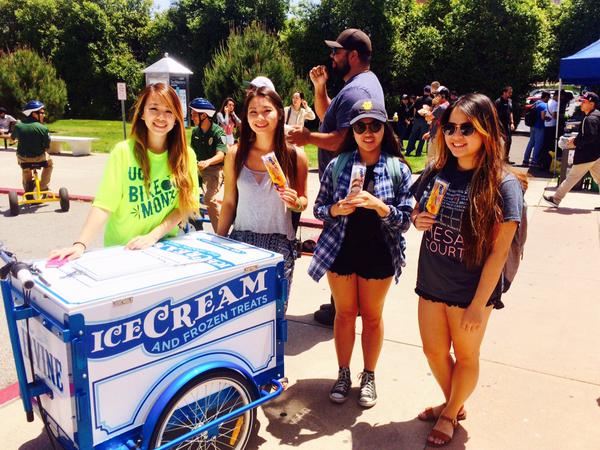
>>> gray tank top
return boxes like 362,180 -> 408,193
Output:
233,165 -> 295,240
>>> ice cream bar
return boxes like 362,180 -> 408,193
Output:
261,152 -> 287,189
425,179 -> 449,215
348,162 -> 366,195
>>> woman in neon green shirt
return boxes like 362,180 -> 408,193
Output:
51,83 -> 199,261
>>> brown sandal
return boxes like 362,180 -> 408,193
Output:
417,403 -> 466,422
425,415 -> 459,448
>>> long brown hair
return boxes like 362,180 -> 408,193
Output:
433,93 -> 527,267
130,83 -> 197,217
235,86 -> 297,188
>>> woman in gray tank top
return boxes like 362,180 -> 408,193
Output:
217,86 -> 309,310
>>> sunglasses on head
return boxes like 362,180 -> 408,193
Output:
352,120 -> 383,134
442,122 -> 475,137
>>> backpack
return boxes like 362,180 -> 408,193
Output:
332,152 -> 403,192
524,101 -> 539,127
411,164 -> 527,292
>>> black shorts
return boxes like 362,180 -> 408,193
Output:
329,238 -> 394,280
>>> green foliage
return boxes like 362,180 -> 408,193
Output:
0,48 -> 67,121
203,22 -> 298,107
547,0 -> 600,79
0,0 -> 152,117
395,0 -> 548,100
282,0 -> 397,95
146,0 -> 289,99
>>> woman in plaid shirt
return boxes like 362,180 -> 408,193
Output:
308,99 -> 413,408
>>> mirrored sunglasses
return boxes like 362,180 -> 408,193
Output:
352,120 -> 383,134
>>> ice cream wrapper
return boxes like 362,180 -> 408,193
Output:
425,179 -> 449,215
261,152 -> 287,189
348,162 -> 366,195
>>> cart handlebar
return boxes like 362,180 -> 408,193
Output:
0,248 -> 34,289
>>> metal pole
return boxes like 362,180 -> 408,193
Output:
121,99 -> 127,140
553,79 -> 562,180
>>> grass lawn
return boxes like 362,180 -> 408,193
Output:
49,120 -> 429,173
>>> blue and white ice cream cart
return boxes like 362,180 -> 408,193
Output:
1,232 -> 287,450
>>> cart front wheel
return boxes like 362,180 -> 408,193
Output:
8,191 -> 19,216
59,188 -> 70,212
149,370 -> 256,450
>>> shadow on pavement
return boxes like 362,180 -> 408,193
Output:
258,378 -> 365,447
541,207 -> 593,215
18,431 -> 52,450
284,315 -> 333,357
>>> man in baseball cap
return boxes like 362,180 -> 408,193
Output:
287,28 -> 385,325
544,91 -> 600,209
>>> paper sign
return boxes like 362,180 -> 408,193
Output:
117,82 -> 127,101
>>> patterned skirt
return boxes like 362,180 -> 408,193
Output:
229,230 -> 296,310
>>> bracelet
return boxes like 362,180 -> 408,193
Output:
73,241 -> 87,251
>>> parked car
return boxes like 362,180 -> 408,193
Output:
523,89 -> 577,113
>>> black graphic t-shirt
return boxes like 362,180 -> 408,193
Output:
413,161 -> 523,306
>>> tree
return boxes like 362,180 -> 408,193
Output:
0,48 -> 67,120
547,0 -> 600,81
147,0 -> 289,99
203,22 -> 298,107
394,0 -> 549,99
0,0 -> 152,117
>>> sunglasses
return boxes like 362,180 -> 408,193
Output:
442,122 -> 475,137
329,47 -> 347,55
352,120 -> 383,134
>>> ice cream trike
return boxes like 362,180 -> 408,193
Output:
1,232 -> 287,450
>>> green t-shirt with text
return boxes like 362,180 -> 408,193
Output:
93,139 -> 199,247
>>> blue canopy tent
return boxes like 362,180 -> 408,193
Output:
554,38 -> 600,180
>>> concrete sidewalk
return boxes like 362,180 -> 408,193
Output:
1,137 -> 599,449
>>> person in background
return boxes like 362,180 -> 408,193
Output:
405,86 -> 432,156
411,93 -> 526,447
543,92 -> 600,210
217,86 -> 309,310
308,99 -> 412,408
11,100 -> 52,194
50,83 -> 199,261
494,86 -> 516,164
216,97 -> 241,147
397,94 -> 412,141
0,107 -> 17,133
522,91 -> 550,167
423,87 -> 450,160
189,97 -> 228,231
541,90 -> 559,171
284,91 -> 316,151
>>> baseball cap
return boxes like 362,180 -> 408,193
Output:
243,76 -> 276,92
424,85 -> 431,92
349,99 -> 387,125
579,92 -> 599,104
402,94 -> 409,99
324,28 -> 372,55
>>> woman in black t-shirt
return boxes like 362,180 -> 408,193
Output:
410,93 -> 527,447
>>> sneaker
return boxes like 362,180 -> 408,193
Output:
521,161 -> 529,167
358,371 -> 377,408
543,194 -> 559,208
329,367 -> 351,404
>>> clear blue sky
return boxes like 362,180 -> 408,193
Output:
153,0 -> 171,12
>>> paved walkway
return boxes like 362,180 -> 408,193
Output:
0,137 -> 599,449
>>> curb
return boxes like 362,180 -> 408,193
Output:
0,187 -> 94,203
0,382 -> 19,407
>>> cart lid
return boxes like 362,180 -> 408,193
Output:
28,232 -> 282,307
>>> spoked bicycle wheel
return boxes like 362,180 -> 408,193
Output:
149,370 -> 256,450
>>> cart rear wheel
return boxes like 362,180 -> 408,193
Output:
59,188 -> 70,212
149,370 -> 256,450
8,191 -> 19,216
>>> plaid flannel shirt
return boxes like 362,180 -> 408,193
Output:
308,150 -> 413,283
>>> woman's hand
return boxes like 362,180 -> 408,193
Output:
277,186 -> 300,209
125,233 -> 159,250
330,200 -> 356,217
412,211 -> 436,231
344,191 -> 389,217
461,304 -> 486,332
48,244 -> 85,262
